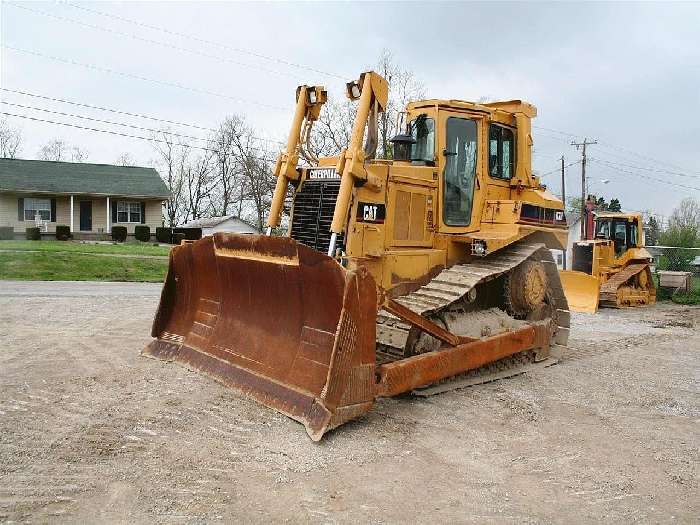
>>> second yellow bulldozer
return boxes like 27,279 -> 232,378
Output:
560,211 -> 656,313
144,71 -> 571,440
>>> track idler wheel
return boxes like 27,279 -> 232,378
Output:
505,261 -> 548,318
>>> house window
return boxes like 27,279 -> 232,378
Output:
24,198 -> 51,221
117,201 -> 142,223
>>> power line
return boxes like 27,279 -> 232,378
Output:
588,158 -> 700,192
61,1 -> 346,80
1,111 -> 276,164
6,2 -> 305,82
596,139 -> 700,177
535,123 -> 700,178
589,156 -> 700,180
0,87 -> 285,145
538,160 -> 580,178
2,45 -> 289,112
2,100 -> 278,157
1,87 -> 217,132
1,100 -> 211,144
533,125 -> 581,140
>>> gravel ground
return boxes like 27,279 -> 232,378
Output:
0,281 -> 697,523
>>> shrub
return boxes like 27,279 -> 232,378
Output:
172,233 -> 186,245
0,226 -> 13,240
111,226 -> 128,242
134,225 -> 151,242
172,227 -> 202,241
155,227 -> 172,244
55,225 -> 71,241
672,289 -> 700,305
25,227 -> 41,241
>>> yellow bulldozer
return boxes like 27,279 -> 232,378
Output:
144,71 -> 571,440
560,211 -> 656,313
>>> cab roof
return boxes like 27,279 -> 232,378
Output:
595,212 -> 642,220
407,99 -> 537,118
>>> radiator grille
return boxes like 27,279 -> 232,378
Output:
290,179 -> 344,253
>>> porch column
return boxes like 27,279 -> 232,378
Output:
70,195 -> 74,232
106,196 -> 110,233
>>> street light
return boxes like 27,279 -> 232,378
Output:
587,178 -> 610,195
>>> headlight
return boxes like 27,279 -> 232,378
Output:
472,240 -> 487,256
346,81 -> 362,100
308,88 -> 317,105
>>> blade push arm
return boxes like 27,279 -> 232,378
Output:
266,85 -> 327,233
327,71 -> 389,256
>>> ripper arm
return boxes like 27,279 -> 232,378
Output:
266,84 -> 327,233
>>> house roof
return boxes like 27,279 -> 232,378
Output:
182,215 -> 234,228
182,215 -> 260,232
0,157 -> 170,199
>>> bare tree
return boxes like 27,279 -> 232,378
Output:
38,139 -> 68,161
70,146 -> 89,163
304,51 -> 425,161
116,152 -> 136,166
306,99 -> 356,160
210,116 -> 247,216
231,133 -> 275,231
375,49 -> 426,159
669,197 -> 700,231
183,149 -> 215,222
153,132 -> 188,226
0,119 -> 22,158
659,198 -> 700,249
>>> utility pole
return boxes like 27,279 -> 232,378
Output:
560,155 -> 566,269
571,138 -> 597,240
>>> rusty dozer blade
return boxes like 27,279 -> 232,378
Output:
145,234 -> 554,440
143,233 -> 378,441
559,270 -> 600,313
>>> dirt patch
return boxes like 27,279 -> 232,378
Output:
1,282 -> 698,523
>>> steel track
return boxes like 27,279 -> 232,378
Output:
374,242 -> 570,388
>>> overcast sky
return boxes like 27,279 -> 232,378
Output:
2,1 -> 699,217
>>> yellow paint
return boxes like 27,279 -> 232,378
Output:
279,73 -> 569,297
559,271 -> 600,313
561,212 -> 656,311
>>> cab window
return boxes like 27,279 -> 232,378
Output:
409,116 -> 435,164
629,223 -> 638,247
612,222 -> 628,255
488,124 -> 514,180
443,117 -> 478,226
595,219 -> 611,239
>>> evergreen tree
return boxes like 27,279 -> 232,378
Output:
645,216 -> 660,246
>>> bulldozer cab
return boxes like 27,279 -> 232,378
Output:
594,213 -> 642,256
398,99 -> 543,235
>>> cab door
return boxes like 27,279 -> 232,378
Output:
438,113 -> 481,233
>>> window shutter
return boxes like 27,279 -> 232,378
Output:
50,199 -> 57,222
112,201 -> 117,223
18,198 -> 24,221
140,202 -> 146,224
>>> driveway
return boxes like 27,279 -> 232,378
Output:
0,281 -> 697,523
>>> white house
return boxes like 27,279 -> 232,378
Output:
181,215 -> 260,236
550,212 -> 582,270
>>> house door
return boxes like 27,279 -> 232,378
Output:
80,201 -> 92,231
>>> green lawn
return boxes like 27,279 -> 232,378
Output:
0,240 -> 171,256
0,251 -> 167,282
